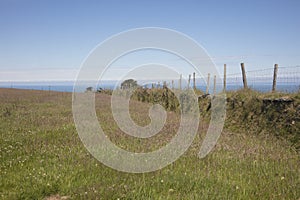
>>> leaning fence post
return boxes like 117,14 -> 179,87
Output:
272,64 -> 278,92
193,72 -> 196,90
223,64 -> 227,92
241,63 -> 248,89
206,73 -> 210,94
213,75 -> 217,95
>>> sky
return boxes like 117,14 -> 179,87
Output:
0,0 -> 299,81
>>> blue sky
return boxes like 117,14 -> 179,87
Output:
0,0 -> 299,81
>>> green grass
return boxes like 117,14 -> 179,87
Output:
0,88 -> 299,199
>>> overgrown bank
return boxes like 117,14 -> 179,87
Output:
118,87 -> 300,150
224,90 -> 300,150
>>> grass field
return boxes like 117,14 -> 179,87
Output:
0,88 -> 299,199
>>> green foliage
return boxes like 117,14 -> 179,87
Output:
224,89 -> 300,150
131,87 -> 200,114
130,87 -> 300,150
85,86 -> 93,92
121,79 -> 138,89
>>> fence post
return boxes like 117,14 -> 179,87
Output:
272,64 -> 278,92
193,72 -> 196,90
188,74 -> 191,89
179,74 -> 182,90
241,63 -> 248,89
206,73 -> 210,94
213,75 -> 216,95
223,64 -> 227,92
171,80 -> 174,90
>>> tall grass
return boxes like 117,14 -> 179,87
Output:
0,88 -> 299,199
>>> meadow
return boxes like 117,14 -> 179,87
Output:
0,88 -> 299,199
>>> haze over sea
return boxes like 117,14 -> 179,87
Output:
0,80 -> 298,93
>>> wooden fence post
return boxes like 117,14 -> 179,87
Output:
206,73 -> 210,94
179,74 -> 182,90
272,64 -> 278,92
193,72 -> 196,90
213,75 -> 216,95
188,74 -> 191,89
223,64 -> 227,92
241,63 -> 248,89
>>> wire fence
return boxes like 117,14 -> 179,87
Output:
193,65 -> 300,93
1,65 -> 300,93
225,65 -> 299,93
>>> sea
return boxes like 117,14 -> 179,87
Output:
0,81 -> 299,93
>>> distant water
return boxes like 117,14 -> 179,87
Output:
0,82 -> 116,92
0,85 -> 75,92
0,82 -> 299,93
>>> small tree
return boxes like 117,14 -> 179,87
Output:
86,87 -> 93,92
121,79 -> 138,89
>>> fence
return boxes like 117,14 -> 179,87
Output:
220,64 -> 300,93
156,64 -> 300,94
1,65 -> 299,93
